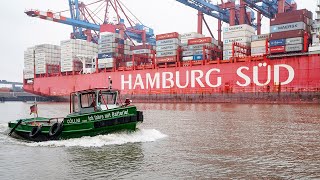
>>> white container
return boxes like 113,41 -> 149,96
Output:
181,32 -> 204,39
182,56 -> 193,61
224,31 -> 254,39
156,44 -> 179,51
223,24 -> 256,34
182,50 -> 194,57
223,37 -> 251,45
188,43 -> 212,50
156,50 -> 177,57
286,37 -> 304,45
156,38 -> 180,46
132,49 -> 151,54
251,47 -> 266,54
251,34 -> 269,42
251,40 -> 267,48
98,58 -> 114,64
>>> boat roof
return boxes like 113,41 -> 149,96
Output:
72,88 -> 120,94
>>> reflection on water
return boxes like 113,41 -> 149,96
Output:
0,102 -> 319,179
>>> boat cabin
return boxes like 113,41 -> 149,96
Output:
69,88 -> 120,114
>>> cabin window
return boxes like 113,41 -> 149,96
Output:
72,94 -> 79,113
100,92 -> 117,105
80,92 -> 96,108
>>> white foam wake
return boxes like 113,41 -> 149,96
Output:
25,129 -> 167,147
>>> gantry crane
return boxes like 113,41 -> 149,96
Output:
176,0 -> 297,43
25,0 -> 156,45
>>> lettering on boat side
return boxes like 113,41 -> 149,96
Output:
66,109 -> 130,124
121,63 -> 295,89
66,118 -> 81,124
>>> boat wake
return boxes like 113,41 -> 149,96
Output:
19,129 -> 167,147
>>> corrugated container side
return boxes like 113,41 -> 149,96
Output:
223,37 -> 251,45
251,40 -> 267,48
270,15 -> 310,26
275,9 -> 313,19
188,37 -> 217,45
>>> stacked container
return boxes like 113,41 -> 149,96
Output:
61,39 -> 98,72
182,37 -> 218,61
269,9 -> 313,54
23,47 -> 35,79
155,32 -> 180,64
251,34 -> 269,56
223,24 -> 255,60
97,32 -> 125,69
131,44 -> 154,66
34,44 -> 61,74
310,2 -> 320,52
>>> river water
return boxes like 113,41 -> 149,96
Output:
0,102 -> 319,179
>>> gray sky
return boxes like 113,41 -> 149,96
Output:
0,0 -> 317,82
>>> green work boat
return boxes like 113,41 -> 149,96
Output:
8,87 -> 143,142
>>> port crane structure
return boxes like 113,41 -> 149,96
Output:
25,0 -> 156,45
176,0 -> 297,43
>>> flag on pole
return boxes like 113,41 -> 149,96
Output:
30,104 -> 38,115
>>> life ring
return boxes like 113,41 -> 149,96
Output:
48,122 -> 63,138
29,126 -> 42,138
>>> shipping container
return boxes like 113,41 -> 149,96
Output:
132,49 -> 151,54
156,38 -> 180,46
251,40 -> 267,47
180,32 -> 204,39
223,24 -> 255,34
193,55 -> 203,60
182,56 -> 193,61
275,9 -> 313,19
270,22 -> 306,33
270,30 -> 305,40
155,56 -> 177,63
188,37 -> 217,45
156,50 -> 177,57
286,37 -> 304,45
270,15 -> 310,26
223,37 -> 251,45
130,45 -> 153,51
270,46 -> 285,53
270,39 -> 286,47
251,34 -> 269,42
251,47 -> 266,54
223,31 -> 254,39
156,32 -> 180,41
182,50 -> 194,57
156,44 -> 179,51
285,44 -> 303,52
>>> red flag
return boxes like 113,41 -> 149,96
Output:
30,104 -> 38,115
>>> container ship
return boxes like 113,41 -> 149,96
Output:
23,0 -> 320,103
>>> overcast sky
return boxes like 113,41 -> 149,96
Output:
0,0 -> 317,82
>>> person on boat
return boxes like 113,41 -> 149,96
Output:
124,98 -> 131,106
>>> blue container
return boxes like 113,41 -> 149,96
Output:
269,39 -> 286,47
98,53 -> 114,59
193,55 -> 203,60
118,39 -> 125,45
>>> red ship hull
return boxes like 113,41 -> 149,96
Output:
24,55 -> 320,103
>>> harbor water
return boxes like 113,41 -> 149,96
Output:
0,102 -> 319,179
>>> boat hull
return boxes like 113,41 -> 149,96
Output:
8,107 -> 144,142
23,55 -> 320,103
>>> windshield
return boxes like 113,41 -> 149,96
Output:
80,92 -> 96,108
99,91 -> 117,105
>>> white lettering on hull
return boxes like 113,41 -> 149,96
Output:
121,63 -> 295,90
